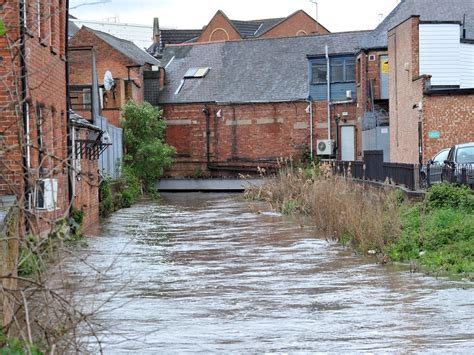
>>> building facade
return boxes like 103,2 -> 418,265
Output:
1,0 -> 70,235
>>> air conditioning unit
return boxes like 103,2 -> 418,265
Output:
316,139 -> 334,155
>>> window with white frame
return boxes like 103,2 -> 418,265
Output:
34,178 -> 58,211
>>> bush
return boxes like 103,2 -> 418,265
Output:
426,183 -> 474,211
121,101 -> 176,192
99,179 -> 114,217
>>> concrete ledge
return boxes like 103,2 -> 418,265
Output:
157,178 -> 265,192
225,119 -> 252,126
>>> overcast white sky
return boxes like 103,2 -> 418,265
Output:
70,0 -> 401,32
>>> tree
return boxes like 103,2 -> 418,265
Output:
121,101 -> 175,191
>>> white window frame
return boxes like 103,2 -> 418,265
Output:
34,178 -> 58,211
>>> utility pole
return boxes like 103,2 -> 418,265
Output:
310,0 -> 319,33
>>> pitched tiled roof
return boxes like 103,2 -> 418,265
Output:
230,18 -> 285,38
158,31 -> 368,104
85,27 -> 161,66
362,0 -> 474,49
161,29 -> 202,45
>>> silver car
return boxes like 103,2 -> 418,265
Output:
442,143 -> 474,186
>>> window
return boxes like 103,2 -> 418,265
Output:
34,179 -> 58,211
331,59 -> 344,82
345,59 -> 356,82
59,0 -> 65,55
50,0 -> 57,47
37,0 -> 42,38
456,146 -> 474,164
184,67 -> 210,78
312,57 -> 356,84
311,59 -> 327,84
82,88 -> 91,109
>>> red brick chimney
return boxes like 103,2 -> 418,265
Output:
153,17 -> 161,45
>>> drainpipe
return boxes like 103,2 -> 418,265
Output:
19,0 -> 30,217
325,45 -> 331,141
65,0 -> 74,209
202,105 -> 211,167
307,99 -> 314,160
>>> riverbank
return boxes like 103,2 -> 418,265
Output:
244,164 -> 474,279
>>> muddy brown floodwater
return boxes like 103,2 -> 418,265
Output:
63,193 -> 474,353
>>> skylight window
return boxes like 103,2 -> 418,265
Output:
184,67 -> 210,78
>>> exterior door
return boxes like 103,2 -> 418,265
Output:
341,126 -> 355,161
380,55 -> 389,99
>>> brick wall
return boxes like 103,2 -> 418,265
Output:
196,11 -> 242,43
388,16 -> 474,164
69,27 -> 148,126
73,127 -> 99,230
388,16 -> 424,164
1,0 -> 70,236
260,10 -> 329,38
422,94 -> 474,161
162,100 -> 357,176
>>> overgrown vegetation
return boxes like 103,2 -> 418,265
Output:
18,209 -> 87,277
245,162 -> 473,277
121,101 -> 175,193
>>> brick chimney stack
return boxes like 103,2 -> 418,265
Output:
153,17 -> 161,46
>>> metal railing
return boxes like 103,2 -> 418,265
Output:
426,164 -> 474,188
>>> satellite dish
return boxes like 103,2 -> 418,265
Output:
103,70 -> 115,91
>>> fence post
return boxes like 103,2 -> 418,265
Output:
426,164 -> 431,188
461,167 -> 467,185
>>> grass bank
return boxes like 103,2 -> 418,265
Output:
245,163 -> 473,278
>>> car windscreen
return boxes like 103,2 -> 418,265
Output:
456,146 -> 474,164
433,150 -> 449,163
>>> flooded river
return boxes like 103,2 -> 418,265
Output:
64,193 -> 474,353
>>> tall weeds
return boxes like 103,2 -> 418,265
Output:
245,162 -> 402,254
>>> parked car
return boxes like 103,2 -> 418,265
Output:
420,148 -> 450,187
442,142 -> 474,187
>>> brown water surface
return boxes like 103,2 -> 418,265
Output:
64,193 -> 474,353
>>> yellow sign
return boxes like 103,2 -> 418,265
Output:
381,60 -> 389,74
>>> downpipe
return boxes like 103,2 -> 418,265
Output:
202,105 -> 211,168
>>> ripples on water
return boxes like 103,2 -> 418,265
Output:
63,193 -> 474,353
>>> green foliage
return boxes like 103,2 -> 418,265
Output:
121,101 -> 176,191
388,201 -> 474,274
99,178 -> 114,217
68,208 -> 85,236
0,330 -> 44,354
281,199 -> 302,215
426,183 -> 474,211
0,20 -> 6,37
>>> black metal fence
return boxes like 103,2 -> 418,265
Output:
329,150 -> 417,190
329,151 -> 474,191
426,164 -> 474,188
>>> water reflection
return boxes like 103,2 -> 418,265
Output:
63,193 -> 474,353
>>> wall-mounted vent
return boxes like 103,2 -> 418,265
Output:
369,54 -> 376,61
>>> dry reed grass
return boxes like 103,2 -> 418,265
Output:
245,161 -> 402,254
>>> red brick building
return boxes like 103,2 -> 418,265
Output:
69,26 -> 161,126
148,31 -> 366,176
356,0 -> 473,164
389,15 -> 474,164
0,0 -> 70,235
148,10 -> 329,57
